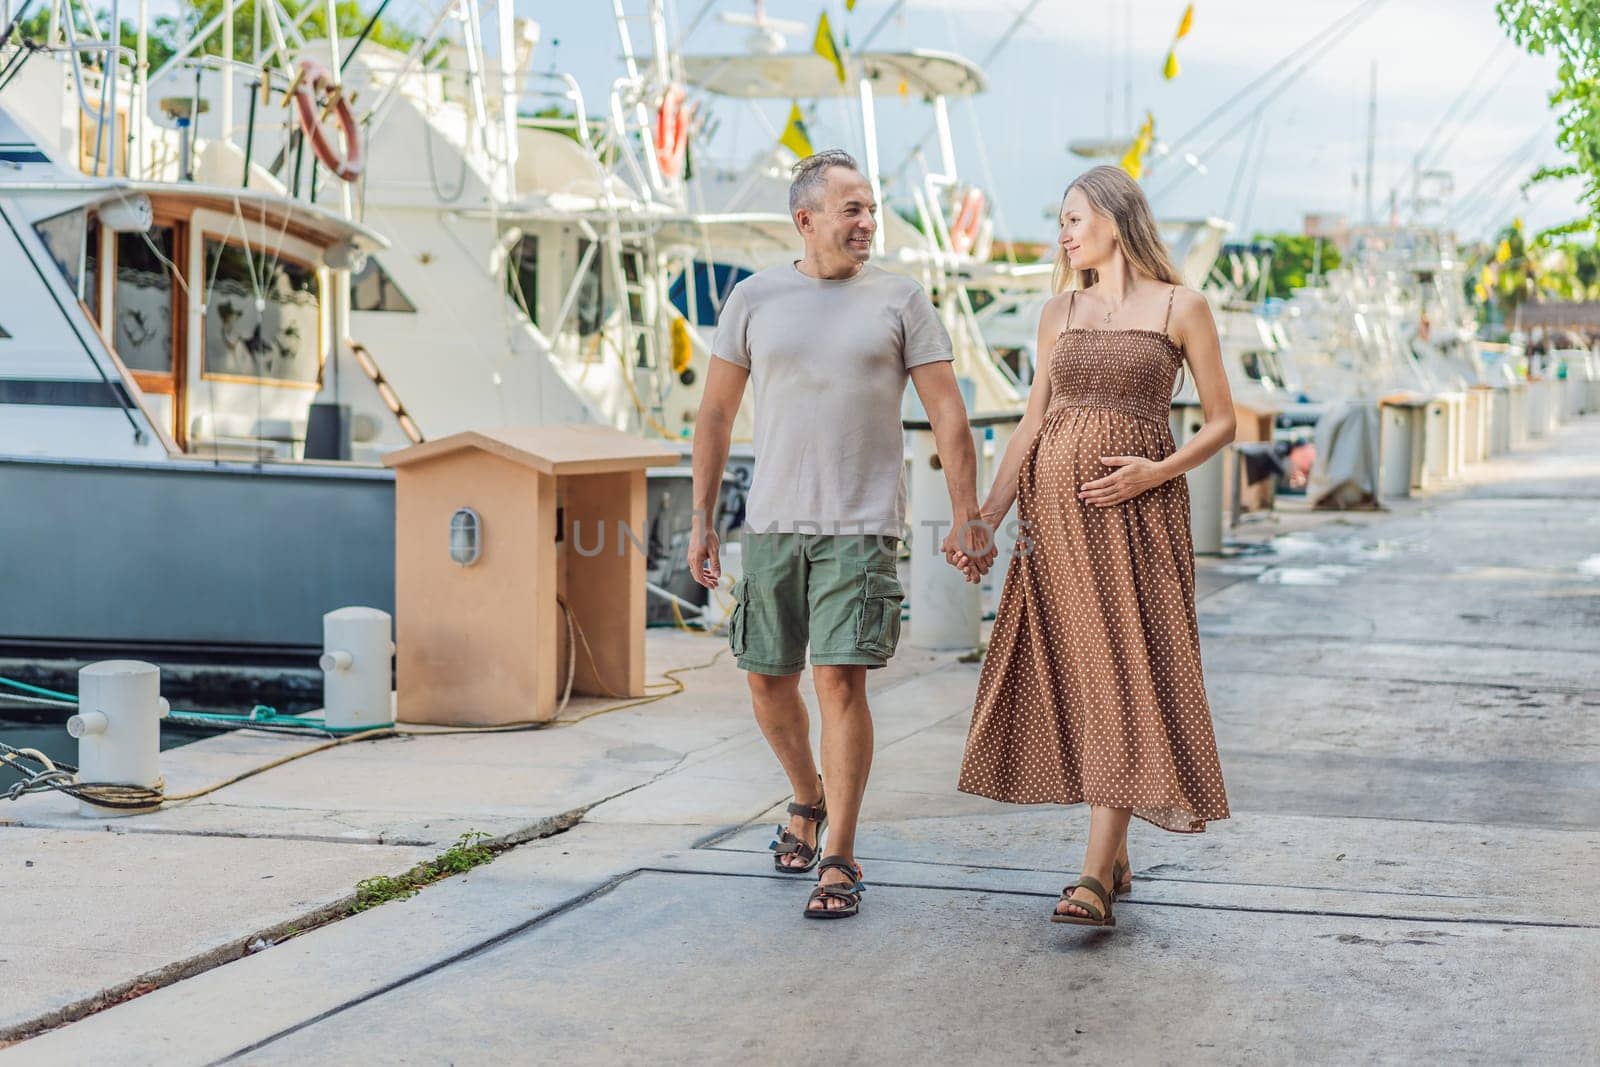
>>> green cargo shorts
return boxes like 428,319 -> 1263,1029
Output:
729,532 -> 904,676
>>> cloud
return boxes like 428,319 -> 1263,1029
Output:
876,0 -> 1578,235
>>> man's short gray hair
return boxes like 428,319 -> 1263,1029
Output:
789,149 -> 860,215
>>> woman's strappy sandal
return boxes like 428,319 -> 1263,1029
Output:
804,856 -> 865,919
769,781 -> 828,874
1113,858 -> 1133,900
1051,875 -> 1116,927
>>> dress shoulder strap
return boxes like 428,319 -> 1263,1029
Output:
1163,285 -> 1177,333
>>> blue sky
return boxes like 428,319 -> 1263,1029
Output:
138,0 -> 1579,244
497,1 -> 1579,246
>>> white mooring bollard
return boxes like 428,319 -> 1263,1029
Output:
66,660 -> 168,817
1170,401 -> 1224,555
320,607 -> 396,730
906,424 -> 984,651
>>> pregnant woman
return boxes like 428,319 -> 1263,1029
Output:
952,165 -> 1234,928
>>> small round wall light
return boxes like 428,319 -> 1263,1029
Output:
449,507 -> 482,566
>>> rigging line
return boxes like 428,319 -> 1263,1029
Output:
1161,0 -> 1386,166
0,0 -> 40,55
260,196 -> 292,299
338,0 -> 393,74
886,0 -> 1045,181
229,196 -> 264,310
1402,39 -> 1508,182
1149,4 -> 1379,204
1238,109 -> 1272,240
1447,127 -> 1548,222
858,0 -> 909,52
1452,175 -> 1539,241
1417,56 -> 1521,175
1451,157 -> 1548,237
672,0 -> 718,50
960,92 -> 1013,265
1222,104 -> 1266,225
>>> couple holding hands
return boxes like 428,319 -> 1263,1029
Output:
690,152 -> 1232,928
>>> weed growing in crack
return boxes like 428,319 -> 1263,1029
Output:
353,831 -> 496,912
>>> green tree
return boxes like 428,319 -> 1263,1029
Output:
169,0 -> 420,65
1207,233 -> 1342,301
5,0 -> 416,76
1466,218 -> 1600,320
1496,1 -> 1600,236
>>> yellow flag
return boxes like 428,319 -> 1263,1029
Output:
1163,49 -> 1180,80
1175,4 -> 1194,39
814,12 -> 847,84
846,0 -> 857,9
780,103 -> 813,158
1120,111 -> 1154,180
1495,239 -> 1512,264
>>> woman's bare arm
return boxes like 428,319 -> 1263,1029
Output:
976,291 -> 1071,528
1078,288 -> 1236,507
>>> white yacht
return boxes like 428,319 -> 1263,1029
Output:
0,0 -> 413,658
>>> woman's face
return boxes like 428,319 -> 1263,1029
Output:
1058,186 -> 1118,271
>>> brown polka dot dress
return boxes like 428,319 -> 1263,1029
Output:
958,287 -> 1230,833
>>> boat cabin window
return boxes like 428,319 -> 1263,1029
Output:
351,255 -> 416,313
33,209 -> 87,301
113,227 -> 178,373
1241,349 -> 1287,389
667,261 -> 754,327
84,217 -> 101,320
576,238 -> 606,340
201,237 -> 321,385
505,235 -> 538,326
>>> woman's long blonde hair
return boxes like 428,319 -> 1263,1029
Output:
1051,165 -> 1183,295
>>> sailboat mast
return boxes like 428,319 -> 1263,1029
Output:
1364,61 -> 1377,225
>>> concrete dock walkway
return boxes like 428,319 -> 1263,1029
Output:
3,418 -> 1597,1064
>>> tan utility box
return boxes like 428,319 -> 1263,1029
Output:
383,426 -> 680,725
1230,403 -> 1279,514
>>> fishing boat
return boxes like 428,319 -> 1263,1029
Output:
0,0 -> 415,660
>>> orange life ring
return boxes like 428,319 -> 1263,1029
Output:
655,85 -> 689,180
950,187 -> 985,254
291,59 -> 363,182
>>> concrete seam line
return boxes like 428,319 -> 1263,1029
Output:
629,868 -> 1600,930
211,868 -> 648,1064
0,809 -> 585,1046
688,703 -> 972,851
690,821 -> 757,849
1214,668 -> 1600,696
692,848 -> 1486,900
1196,629 -> 1589,656
0,822 -> 442,847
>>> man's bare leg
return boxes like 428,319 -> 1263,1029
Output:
808,665 -> 873,910
748,671 -> 823,868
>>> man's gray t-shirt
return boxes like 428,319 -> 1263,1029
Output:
711,263 -> 954,537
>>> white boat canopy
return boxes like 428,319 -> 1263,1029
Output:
674,49 -> 987,100
122,182 -> 391,253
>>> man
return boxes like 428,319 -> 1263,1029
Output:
689,150 -> 995,918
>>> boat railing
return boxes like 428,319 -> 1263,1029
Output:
606,73 -> 663,206
516,71 -> 597,149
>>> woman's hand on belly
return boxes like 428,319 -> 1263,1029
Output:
1078,455 -> 1165,507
